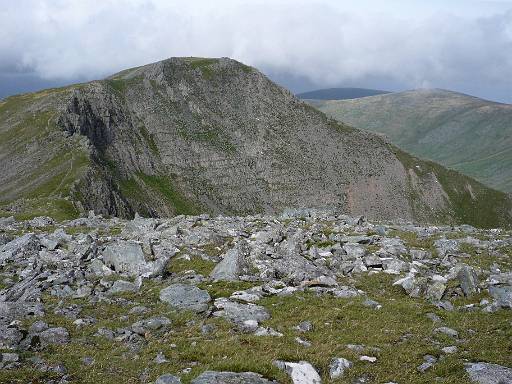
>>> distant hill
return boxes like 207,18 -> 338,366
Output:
312,89 -> 512,193
297,87 -> 390,100
1,61 -> 511,227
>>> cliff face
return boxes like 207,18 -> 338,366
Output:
1,58 -> 511,227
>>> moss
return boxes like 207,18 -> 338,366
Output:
139,125 -> 159,155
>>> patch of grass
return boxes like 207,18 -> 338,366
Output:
176,123 -> 236,154
139,125 -> 159,155
167,255 -> 216,276
138,174 -> 200,216
198,280 -> 258,299
0,198 -> 80,222
187,58 -> 218,79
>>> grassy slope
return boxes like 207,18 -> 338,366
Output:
313,89 -> 512,193
393,146 -> 512,229
0,90 -> 90,221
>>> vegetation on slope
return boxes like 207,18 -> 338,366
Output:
313,89 -> 512,193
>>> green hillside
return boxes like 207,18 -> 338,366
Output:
312,89 -> 512,193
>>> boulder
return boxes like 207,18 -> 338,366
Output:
155,374 -> 181,384
210,242 -> 250,281
457,265 -> 479,297
191,371 -> 275,384
160,284 -> 211,313
39,327 -> 70,347
465,362 -> 512,384
329,357 -> 352,379
274,360 -> 322,384
213,298 -> 270,324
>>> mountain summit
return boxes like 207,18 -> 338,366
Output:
0,58 -> 511,227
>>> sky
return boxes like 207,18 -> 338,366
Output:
1,0 -> 512,102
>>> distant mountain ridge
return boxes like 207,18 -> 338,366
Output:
1,60 -> 511,227
297,87 -> 390,100
311,88 -> 512,194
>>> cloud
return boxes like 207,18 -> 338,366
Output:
1,0 -> 512,101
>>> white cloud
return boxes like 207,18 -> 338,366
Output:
1,0 -> 512,101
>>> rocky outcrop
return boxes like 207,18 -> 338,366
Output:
0,213 -> 511,382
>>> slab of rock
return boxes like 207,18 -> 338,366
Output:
489,286 -> 512,309
434,327 -> 458,338
458,265 -> 479,297
155,373 -> 181,384
108,279 -> 140,295
210,242 -> 250,281
191,371 -> 276,383
213,298 -> 270,324
39,327 -> 70,347
0,302 -> 44,325
465,362 -> 512,383
160,284 -> 211,313
102,241 -> 170,277
274,360 -> 322,384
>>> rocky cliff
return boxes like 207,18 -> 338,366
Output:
0,58 -> 511,227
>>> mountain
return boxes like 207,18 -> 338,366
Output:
297,87 -> 390,100
312,89 -> 512,194
0,58 -> 511,228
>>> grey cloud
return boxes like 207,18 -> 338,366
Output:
1,0 -> 512,102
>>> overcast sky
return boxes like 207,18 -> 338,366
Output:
2,0 -> 512,102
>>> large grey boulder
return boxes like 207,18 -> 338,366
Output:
213,298 -> 270,325
102,241 -> 169,277
39,327 -> 70,347
159,284 -> 211,313
191,371 -> 276,384
0,327 -> 24,349
274,361 -> 322,384
0,302 -> 44,326
155,373 -> 181,384
210,242 -> 250,281
0,234 -> 40,263
465,362 -> 512,383
489,286 -> 512,309
458,265 -> 479,297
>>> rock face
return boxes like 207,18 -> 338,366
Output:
1,57 -> 511,227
